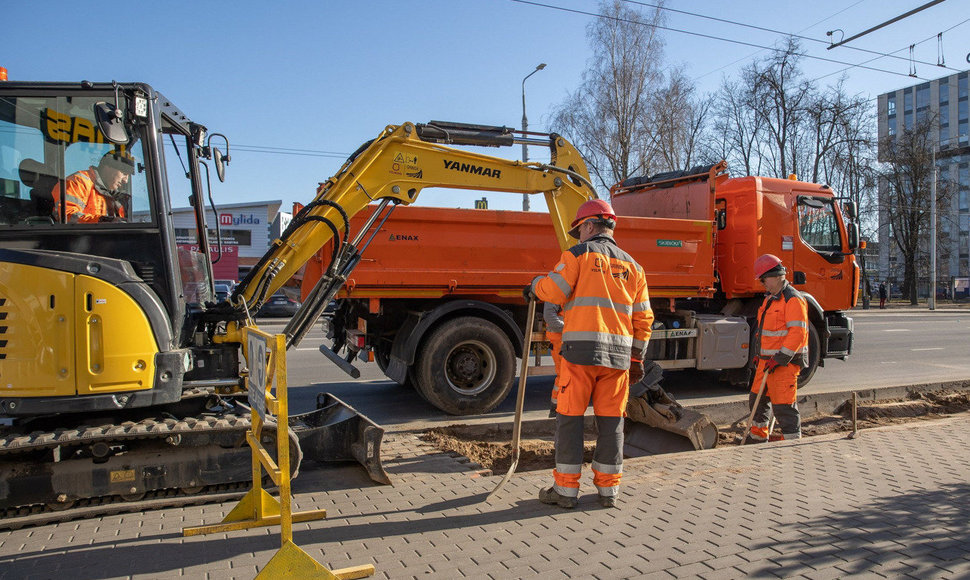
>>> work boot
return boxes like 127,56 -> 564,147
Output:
597,495 -> 616,509
742,435 -> 766,445
538,486 -> 577,509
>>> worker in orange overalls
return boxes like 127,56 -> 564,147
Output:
525,199 -> 653,508
52,151 -> 133,223
748,254 -> 809,442
543,302 -> 564,417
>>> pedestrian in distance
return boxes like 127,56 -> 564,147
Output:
748,254 -> 809,442
879,282 -> 888,309
524,199 -> 653,508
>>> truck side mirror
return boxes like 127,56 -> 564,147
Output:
843,201 -> 858,221
848,222 -> 860,250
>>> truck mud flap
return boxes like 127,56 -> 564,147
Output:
624,406 -> 719,457
291,393 -> 391,485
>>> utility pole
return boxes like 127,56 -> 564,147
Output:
521,63 -> 546,212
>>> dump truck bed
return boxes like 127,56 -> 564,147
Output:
304,206 -> 715,302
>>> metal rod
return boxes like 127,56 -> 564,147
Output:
487,298 -> 536,499
849,391 -> 859,439
349,199 -> 392,248
740,371 -> 769,446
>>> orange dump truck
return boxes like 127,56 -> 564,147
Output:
303,163 -> 860,415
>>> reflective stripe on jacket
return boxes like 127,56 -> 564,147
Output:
756,282 -> 809,366
534,234 -> 653,369
52,168 -> 125,223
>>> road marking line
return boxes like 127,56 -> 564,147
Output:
911,347 -> 944,351
882,329 -> 910,332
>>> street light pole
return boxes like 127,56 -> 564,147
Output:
521,63 -> 546,212
930,146 -> 937,310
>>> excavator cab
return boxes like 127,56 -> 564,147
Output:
0,81 -> 388,519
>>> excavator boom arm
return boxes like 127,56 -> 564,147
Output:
234,121 -> 597,314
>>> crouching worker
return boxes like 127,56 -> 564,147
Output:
524,199 -> 653,508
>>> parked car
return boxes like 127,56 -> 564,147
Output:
215,279 -> 238,291
214,283 -> 231,303
257,290 -> 301,318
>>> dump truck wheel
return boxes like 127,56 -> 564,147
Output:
797,324 -> 820,387
415,316 -> 515,415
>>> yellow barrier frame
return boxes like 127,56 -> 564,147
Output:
183,327 -> 375,580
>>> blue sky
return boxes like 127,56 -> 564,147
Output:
5,0 -> 968,212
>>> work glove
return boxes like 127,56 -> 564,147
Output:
765,353 -> 791,374
628,359 -> 644,385
522,275 -> 543,302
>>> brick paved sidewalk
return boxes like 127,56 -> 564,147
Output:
2,416 -> 969,579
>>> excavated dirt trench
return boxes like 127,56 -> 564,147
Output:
420,390 -> 970,474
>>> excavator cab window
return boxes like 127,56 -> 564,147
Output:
0,93 -> 152,226
161,115 -> 213,305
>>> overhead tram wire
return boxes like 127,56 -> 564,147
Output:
620,0 -> 964,74
811,17 -> 970,85
511,0 -> 932,81
682,0 -> 869,84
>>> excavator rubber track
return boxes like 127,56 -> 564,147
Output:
0,391 -> 389,529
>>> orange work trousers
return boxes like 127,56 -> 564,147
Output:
552,359 -> 629,497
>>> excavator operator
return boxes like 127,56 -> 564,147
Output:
524,199 -> 653,509
52,150 -> 133,223
748,254 -> 809,442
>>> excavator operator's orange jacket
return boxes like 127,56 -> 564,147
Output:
52,168 -> 126,224
534,234 -> 653,370
755,281 -> 809,367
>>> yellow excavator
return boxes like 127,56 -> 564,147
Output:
0,78 -> 599,519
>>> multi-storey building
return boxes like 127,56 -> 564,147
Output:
876,70 -> 970,297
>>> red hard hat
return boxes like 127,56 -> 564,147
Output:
568,199 -> 616,238
753,254 -> 786,279
571,199 -> 616,228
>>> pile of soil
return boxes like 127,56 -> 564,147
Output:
420,390 -> 970,473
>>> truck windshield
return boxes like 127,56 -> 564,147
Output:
0,94 -> 152,226
797,197 -> 842,254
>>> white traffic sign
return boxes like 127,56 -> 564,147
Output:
247,332 -> 268,421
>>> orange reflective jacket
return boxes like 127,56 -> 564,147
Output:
535,234 -> 653,370
52,168 -> 126,223
755,282 -> 809,366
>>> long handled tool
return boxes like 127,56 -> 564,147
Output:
739,369 -> 769,446
487,297 -> 537,500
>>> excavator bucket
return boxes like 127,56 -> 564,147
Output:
623,366 -> 719,457
624,403 -> 719,456
291,393 -> 391,485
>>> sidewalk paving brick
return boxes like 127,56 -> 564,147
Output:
2,415 -> 970,578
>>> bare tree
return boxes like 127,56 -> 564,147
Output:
645,67 -> 710,171
549,0 -> 666,190
744,37 -> 813,178
711,78 -> 763,176
879,113 -> 950,304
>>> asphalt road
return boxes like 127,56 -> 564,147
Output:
257,308 -> 970,432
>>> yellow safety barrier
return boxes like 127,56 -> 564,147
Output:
183,327 -> 375,579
